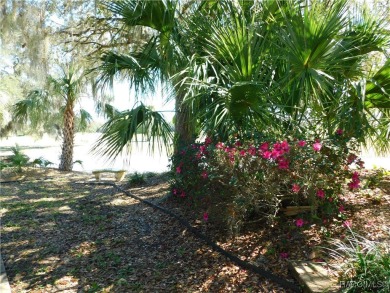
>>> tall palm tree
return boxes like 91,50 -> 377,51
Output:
13,65 -> 91,171
92,0 -> 206,158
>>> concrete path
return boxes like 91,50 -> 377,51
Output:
0,253 -> 12,293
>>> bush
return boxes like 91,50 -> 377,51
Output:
0,145 -> 30,172
171,131 -> 363,234
128,172 -> 146,185
31,157 -> 54,168
1,145 -> 54,172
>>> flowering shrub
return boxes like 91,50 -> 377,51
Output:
170,131 -> 363,234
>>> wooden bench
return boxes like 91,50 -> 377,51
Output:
92,169 -> 127,182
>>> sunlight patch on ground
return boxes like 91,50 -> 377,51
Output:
40,222 -> 56,231
70,241 -> 97,257
2,226 -> 21,232
29,197 -> 65,203
37,256 -> 61,265
53,275 -> 79,290
0,195 -> 18,202
8,240 -> 30,249
58,205 -> 73,212
108,197 -> 136,206
25,190 -> 36,195
19,248 -> 41,258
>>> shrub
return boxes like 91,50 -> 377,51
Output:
171,131 -> 363,234
128,172 -> 146,185
0,145 -> 30,172
32,157 -> 54,168
1,145 -> 55,172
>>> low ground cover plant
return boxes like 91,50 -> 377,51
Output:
171,131 -> 364,234
0,145 -> 53,172
328,229 -> 390,293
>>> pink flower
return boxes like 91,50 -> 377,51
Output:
176,166 -> 182,174
280,252 -> 289,259
173,188 -> 178,195
216,142 -> 224,149
259,142 -> 269,152
180,150 -> 186,155
352,171 -> 359,181
273,142 -> 282,151
297,140 -> 306,147
278,159 -> 289,169
348,171 -> 360,190
316,189 -> 325,199
235,141 -> 242,147
336,129 -> 343,135
262,151 -> 272,159
205,136 -> 212,145
199,145 -> 206,153
295,218 -> 304,227
203,212 -> 209,222
339,205 -> 345,213
271,149 -> 282,159
348,180 -> 360,190
312,141 -> 322,152
239,150 -> 246,157
248,146 -> 256,156
180,191 -> 186,198
292,184 -> 300,193
343,220 -> 352,228
201,171 -> 208,179
281,140 -> 290,152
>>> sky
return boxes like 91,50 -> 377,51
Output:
81,80 -> 176,125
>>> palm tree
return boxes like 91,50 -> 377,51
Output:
93,0 -> 390,159
13,65 -> 92,171
92,0 -> 206,158
180,0 -> 390,150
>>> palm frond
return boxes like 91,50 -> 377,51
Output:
365,59 -> 390,109
93,103 -> 173,160
92,38 -> 161,96
13,89 -> 53,127
77,109 -> 93,132
106,0 -> 176,34
96,102 -> 121,119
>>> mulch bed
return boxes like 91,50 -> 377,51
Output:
0,168 -> 389,292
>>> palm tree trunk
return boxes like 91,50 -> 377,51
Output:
174,93 -> 195,153
59,101 -> 75,171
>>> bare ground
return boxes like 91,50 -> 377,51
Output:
0,168 -> 389,292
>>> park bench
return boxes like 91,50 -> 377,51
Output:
92,169 -> 126,182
